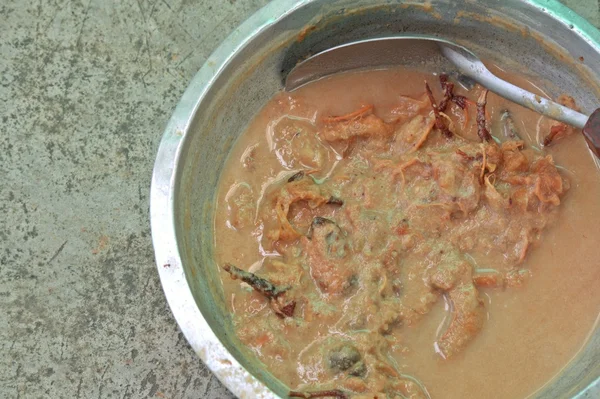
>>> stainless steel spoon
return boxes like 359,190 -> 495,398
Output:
285,36 -> 600,157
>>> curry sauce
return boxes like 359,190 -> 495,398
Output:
214,68 -> 600,399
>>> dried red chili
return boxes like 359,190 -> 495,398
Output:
476,89 -> 493,142
425,81 -> 452,138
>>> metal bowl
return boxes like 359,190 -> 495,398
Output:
150,1 -> 600,398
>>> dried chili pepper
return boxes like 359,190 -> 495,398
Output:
439,74 -> 467,111
476,89 -> 493,142
289,389 -> 349,399
223,263 -> 296,318
452,95 -> 467,110
222,263 -> 288,299
288,170 -> 305,182
542,94 -> 580,150
425,81 -> 452,138
438,73 -> 454,112
543,124 -> 567,147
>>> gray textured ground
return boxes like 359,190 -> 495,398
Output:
0,1 -> 597,398
1,1 -> 268,398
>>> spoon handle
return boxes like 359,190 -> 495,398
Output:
476,67 -> 588,129
440,44 -> 589,129
583,109 -> 600,158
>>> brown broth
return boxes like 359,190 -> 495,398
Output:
214,67 -> 600,399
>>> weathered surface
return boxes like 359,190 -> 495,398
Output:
0,1 -> 597,399
0,1 -> 267,398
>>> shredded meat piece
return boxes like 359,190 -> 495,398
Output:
484,174 -> 509,210
429,259 -> 470,291
432,157 -> 481,214
505,269 -> 532,287
473,269 -> 505,288
271,178 -> 332,241
501,140 -> 525,151
386,94 -> 429,123
320,107 -> 392,142
391,158 -> 430,186
301,217 -> 353,294
532,155 -> 565,206
393,114 -> 436,154
437,280 -> 485,358
426,252 -> 485,358
502,142 -> 529,172
498,153 -> 566,210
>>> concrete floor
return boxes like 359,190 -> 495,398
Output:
0,1 -> 597,398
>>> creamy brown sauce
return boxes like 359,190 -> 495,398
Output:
214,68 -> 600,399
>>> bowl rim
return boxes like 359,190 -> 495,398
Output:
149,1 -> 600,398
